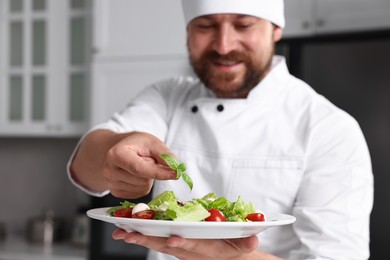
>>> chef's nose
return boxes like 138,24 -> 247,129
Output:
212,24 -> 238,55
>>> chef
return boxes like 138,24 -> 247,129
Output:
68,0 -> 374,259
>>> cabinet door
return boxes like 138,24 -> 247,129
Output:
0,0 -> 89,137
92,0 -> 186,60
49,0 -> 90,136
0,0 -> 51,135
283,0 -> 314,38
316,0 -> 390,34
90,59 -> 192,126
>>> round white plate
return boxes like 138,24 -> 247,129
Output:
87,207 -> 296,239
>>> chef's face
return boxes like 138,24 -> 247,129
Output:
187,14 -> 282,98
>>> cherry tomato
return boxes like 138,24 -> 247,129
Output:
114,208 -> 133,218
246,212 -> 265,222
132,210 -> 156,219
205,209 -> 226,222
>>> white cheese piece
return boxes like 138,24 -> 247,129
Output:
132,203 -> 150,214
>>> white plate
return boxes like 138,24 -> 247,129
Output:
87,207 -> 296,239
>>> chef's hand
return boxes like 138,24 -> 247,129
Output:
112,230 -> 283,260
102,131 -> 177,198
71,130 -> 177,198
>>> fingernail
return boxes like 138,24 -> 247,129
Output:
125,238 -> 137,244
112,231 -> 125,240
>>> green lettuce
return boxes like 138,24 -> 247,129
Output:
194,193 -> 256,222
108,191 -> 257,222
148,191 -> 209,221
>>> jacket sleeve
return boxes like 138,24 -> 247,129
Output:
290,111 -> 374,260
66,79 -> 174,197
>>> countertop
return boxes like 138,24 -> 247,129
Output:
0,235 -> 87,260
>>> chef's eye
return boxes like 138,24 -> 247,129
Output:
235,23 -> 253,30
197,23 -> 215,29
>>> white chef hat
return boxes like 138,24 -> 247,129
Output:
181,0 -> 285,28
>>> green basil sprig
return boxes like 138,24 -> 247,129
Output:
160,154 -> 193,191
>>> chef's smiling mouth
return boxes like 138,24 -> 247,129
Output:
215,60 -> 241,66
212,59 -> 243,72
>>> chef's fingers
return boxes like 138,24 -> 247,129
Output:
127,150 -> 177,180
112,230 -> 259,259
112,231 -> 201,259
103,166 -> 153,186
108,180 -> 153,199
112,229 -> 127,240
106,141 -> 177,180
166,235 -> 259,256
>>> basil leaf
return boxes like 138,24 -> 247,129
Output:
160,154 -> 179,169
176,168 -> 183,179
178,163 -> 186,172
181,171 -> 193,191
160,154 -> 193,191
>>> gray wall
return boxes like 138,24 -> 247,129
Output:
0,137 -> 89,236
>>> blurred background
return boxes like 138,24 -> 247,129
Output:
0,0 -> 389,259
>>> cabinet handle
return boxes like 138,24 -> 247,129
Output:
92,47 -> 100,55
46,124 -> 63,132
54,124 -> 63,132
302,21 -> 311,29
316,19 -> 325,27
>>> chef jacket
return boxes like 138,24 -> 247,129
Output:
68,56 -> 373,260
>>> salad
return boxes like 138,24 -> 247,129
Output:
107,190 -> 266,222
107,154 -> 265,222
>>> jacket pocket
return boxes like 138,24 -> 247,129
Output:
226,157 -> 303,214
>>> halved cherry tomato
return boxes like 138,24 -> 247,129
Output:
246,212 -> 265,222
132,209 -> 156,219
114,208 -> 133,218
205,209 -> 226,222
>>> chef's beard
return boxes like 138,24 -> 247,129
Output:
189,47 -> 274,98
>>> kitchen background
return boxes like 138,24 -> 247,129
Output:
0,0 -> 389,259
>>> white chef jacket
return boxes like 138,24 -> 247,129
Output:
68,56 -> 373,260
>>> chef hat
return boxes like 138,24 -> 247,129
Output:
181,0 -> 285,28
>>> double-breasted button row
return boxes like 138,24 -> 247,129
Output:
191,104 -> 224,113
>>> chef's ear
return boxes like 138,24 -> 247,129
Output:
273,26 -> 283,42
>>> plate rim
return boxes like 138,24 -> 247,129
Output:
87,207 -> 296,239
86,207 -> 296,227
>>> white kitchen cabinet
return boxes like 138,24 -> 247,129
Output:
90,0 -> 190,126
0,0 -> 90,137
283,0 -> 390,38
283,0 -> 314,38
92,0 -> 186,61
315,0 -> 390,34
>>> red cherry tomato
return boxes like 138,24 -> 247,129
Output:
205,209 -> 226,222
132,210 -> 156,220
114,208 -> 133,218
246,212 -> 265,222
